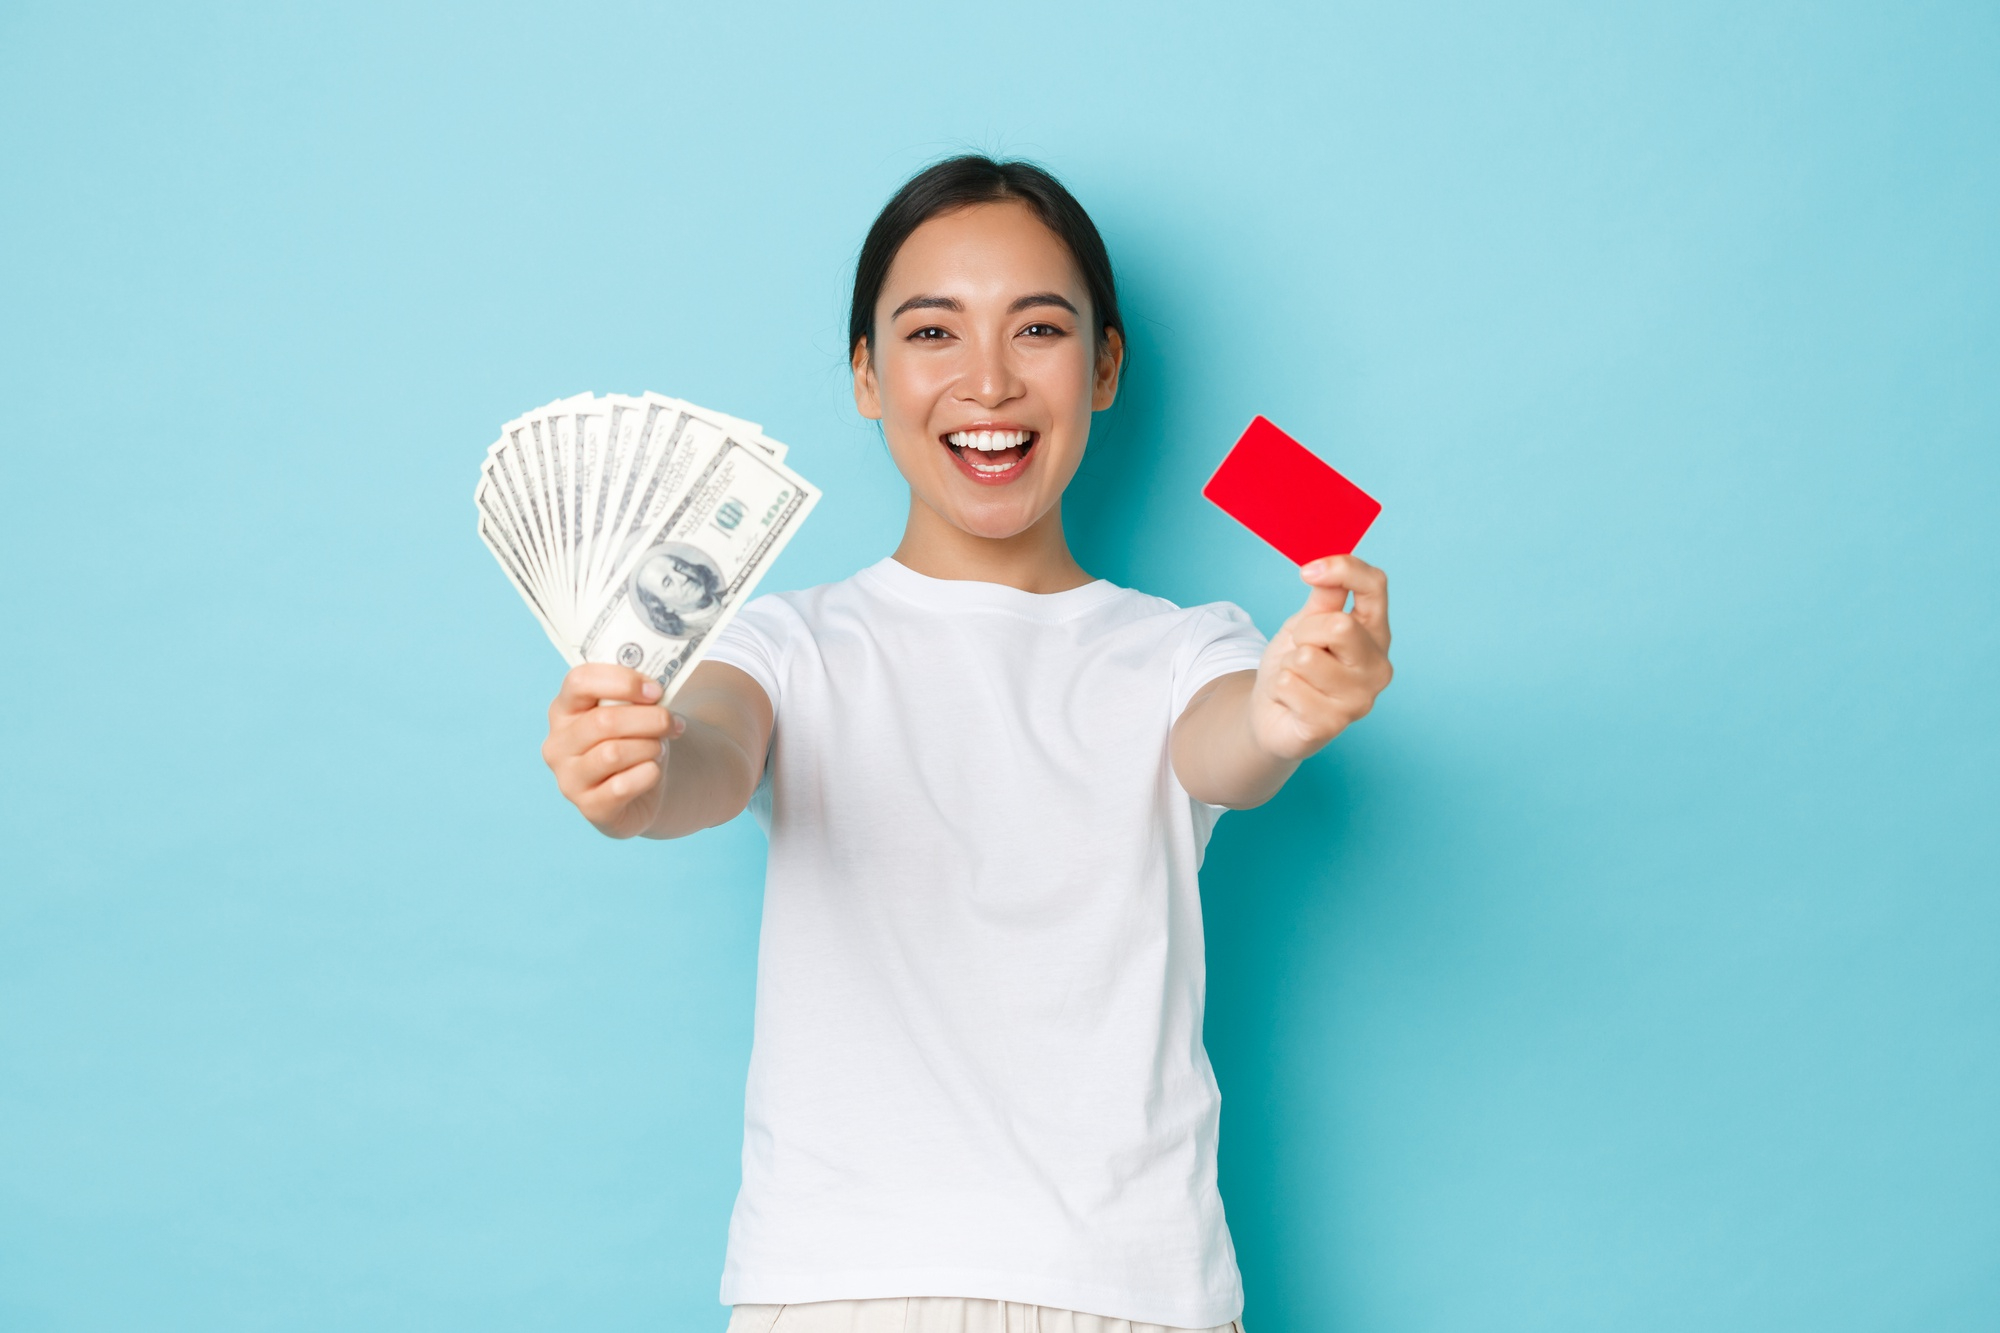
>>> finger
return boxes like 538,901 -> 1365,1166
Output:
1267,671 -> 1350,741
571,701 -> 676,748
552,664 -> 662,716
569,736 -> 670,789
1286,611 -> 1385,669
1276,642 -> 1350,696
1299,555 -> 1390,648
545,703 -> 676,770
1284,637 -> 1394,706
1271,668 -> 1371,732
577,759 -> 662,816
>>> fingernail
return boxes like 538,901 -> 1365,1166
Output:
1303,559 -> 1327,577
640,680 -> 663,700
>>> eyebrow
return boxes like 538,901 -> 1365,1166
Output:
890,295 -> 961,319
889,292 -> 1080,320
1009,292 -> 1078,315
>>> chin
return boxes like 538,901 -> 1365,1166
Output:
947,498 -> 1046,541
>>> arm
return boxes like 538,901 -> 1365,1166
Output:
1170,554 -> 1394,809
540,659 -> 774,840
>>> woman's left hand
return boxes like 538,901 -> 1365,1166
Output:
1249,554 -> 1394,760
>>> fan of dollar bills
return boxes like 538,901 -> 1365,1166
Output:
474,391 -> 819,699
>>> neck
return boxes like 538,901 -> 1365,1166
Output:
891,495 -> 1094,593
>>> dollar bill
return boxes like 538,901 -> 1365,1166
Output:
477,507 -> 579,665
590,395 -> 707,604
475,391 -> 821,681
576,436 -> 819,699
506,409 -> 568,630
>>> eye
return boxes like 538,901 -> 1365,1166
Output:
1019,322 -> 1067,338
908,325 -> 952,341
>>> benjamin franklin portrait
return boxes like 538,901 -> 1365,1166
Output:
628,541 -> 726,639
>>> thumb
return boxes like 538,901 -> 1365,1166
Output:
1297,558 -> 1352,616
1297,554 -> 1391,649
1300,582 -> 1350,616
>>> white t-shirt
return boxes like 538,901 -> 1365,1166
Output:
703,556 -> 1268,1329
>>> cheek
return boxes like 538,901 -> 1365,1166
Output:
1033,347 -> 1097,421
874,344 -> 953,416
871,352 -> 947,467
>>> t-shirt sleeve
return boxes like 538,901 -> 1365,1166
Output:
1169,600 -> 1269,723
700,593 -> 794,716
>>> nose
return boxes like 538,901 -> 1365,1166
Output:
955,329 -> 1024,409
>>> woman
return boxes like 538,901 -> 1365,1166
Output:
540,156 -> 1394,1332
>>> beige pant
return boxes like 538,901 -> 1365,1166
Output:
725,1298 -> 1244,1333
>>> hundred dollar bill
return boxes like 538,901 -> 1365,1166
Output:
583,394 -> 652,602
502,408 -> 569,630
588,395 -> 715,604
477,507 -> 579,665
481,435 -> 561,630
644,392 -> 787,462
576,436 -> 819,699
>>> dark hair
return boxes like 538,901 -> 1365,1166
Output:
848,155 -> 1122,360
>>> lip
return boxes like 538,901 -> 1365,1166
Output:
940,422 -> 1039,487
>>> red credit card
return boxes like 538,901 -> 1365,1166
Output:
1202,415 -> 1381,565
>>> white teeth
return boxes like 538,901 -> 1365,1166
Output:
947,430 -> 1033,451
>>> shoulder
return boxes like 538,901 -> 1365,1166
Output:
1165,599 -> 1267,671
705,568 -> 883,712
1091,584 -> 1268,698
712,562 -> 889,654
1088,582 -> 1263,644
1074,583 -> 1266,697
736,564 -> 879,630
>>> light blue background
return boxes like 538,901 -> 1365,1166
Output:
3,2 -> 1995,1329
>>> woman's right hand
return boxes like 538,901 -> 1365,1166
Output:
541,665 -> 687,838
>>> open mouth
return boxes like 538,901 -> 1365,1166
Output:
942,428 -> 1038,484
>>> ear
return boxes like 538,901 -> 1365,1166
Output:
1091,326 -> 1125,411
852,338 -> 883,420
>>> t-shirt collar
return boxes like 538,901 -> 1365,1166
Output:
860,556 -> 1123,623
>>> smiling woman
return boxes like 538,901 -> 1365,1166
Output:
534,155 -> 1393,1333
849,160 -> 1126,582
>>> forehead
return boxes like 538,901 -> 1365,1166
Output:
879,200 -> 1086,305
